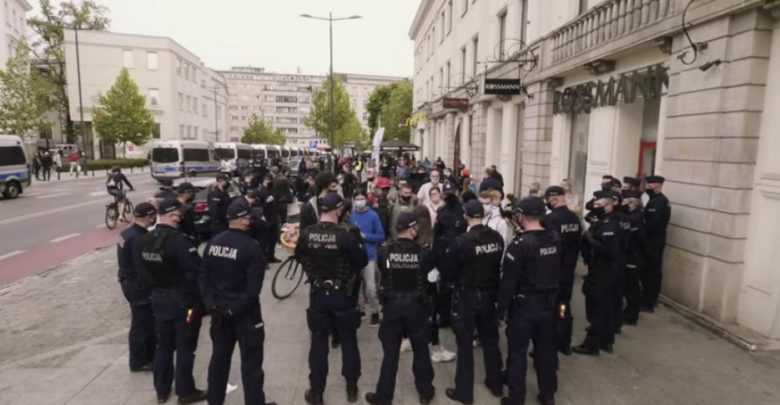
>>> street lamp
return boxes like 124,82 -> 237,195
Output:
300,12 -> 362,150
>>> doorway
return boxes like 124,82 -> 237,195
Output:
568,112 -> 590,205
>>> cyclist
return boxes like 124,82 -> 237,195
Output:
106,166 -> 134,222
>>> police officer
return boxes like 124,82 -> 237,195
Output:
543,186 -> 582,356
622,190 -> 649,325
573,191 -> 625,356
610,191 -> 631,334
433,181 -> 467,327
118,202 -> 157,372
176,182 -> 199,242
642,175 -> 671,312
443,200 -> 505,403
622,176 -> 641,192
200,200 -> 277,405
136,198 -> 207,404
497,197 -> 562,405
257,174 -> 282,263
208,173 -> 231,236
295,193 -> 369,405
365,212 -> 436,405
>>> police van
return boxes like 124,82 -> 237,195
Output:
149,140 -> 220,181
0,135 -> 31,199
214,142 -> 252,175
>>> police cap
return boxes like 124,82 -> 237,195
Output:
442,181 -> 458,195
622,190 -> 642,200
226,200 -> 252,220
463,199 -> 485,219
593,190 -> 613,201
646,175 -> 665,184
216,172 -> 230,182
177,182 -> 195,193
319,192 -> 344,212
158,198 -> 183,214
516,196 -> 546,216
610,190 -> 623,204
544,186 -> 566,197
134,202 -> 157,218
623,176 -> 641,187
395,211 -> 418,231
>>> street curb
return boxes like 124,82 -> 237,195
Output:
659,295 -> 780,352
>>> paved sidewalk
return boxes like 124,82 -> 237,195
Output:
1,247 -> 780,405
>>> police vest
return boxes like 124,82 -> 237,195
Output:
139,227 -> 182,289
382,240 -> 426,297
516,230 -> 562,293
461,227 -> 504,290
303,224 -> 350,282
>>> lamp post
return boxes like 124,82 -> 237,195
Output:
300,13 -> 362,150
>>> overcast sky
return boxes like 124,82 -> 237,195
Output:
34,0 -> 419,77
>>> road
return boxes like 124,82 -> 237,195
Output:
0,170 -> 164,286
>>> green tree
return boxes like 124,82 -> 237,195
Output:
365,82 -> 397,135
91,69 -> 154,157
304,74 -> 357,148
337,114 -> 369,150
28,0 -> 110,143
241,114 -> 285,145
379,79 -> 413,141
0,40 -> 56,139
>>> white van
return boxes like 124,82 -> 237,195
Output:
0,135 -> 31,199
214,142 -> 252,175
149,140 -> 219,181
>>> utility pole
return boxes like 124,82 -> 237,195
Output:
329,12 -> 334,150
213,86 -> 219,142
74,25 -> 88,156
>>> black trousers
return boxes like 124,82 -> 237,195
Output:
374,297 -> 434,402
554,281 -> 574,352
307,290 -> 361,395
624,264 -> 642,324
451,290 -> 503,401
120,280 -> 155,370
614,269 -> 626,332
582,280 -> 615,350
151,292 -> 202,397
265,222 -> 280,259
505,299 -> 557,405
207,304 -> 267,405
641,242 -> 666,308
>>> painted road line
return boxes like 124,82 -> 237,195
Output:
88,191 -> 104,197
0,250 -> 25,261
50,233 -> 81,243
96,224 -> 106,229
36,192 -> 69,200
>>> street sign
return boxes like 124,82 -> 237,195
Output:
309,140 -> 319,148
443,98 -> 469,109
484,78 -> 522,95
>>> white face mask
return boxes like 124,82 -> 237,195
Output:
354,200 -> 367,210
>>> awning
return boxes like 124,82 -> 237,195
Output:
379,139 -> 420,152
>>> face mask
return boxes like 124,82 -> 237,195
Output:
400,195 -> 412,203
590,206 -> 606,218
354,200 -> 367,210
615,204 -> 628,214
645,188 -> 656,197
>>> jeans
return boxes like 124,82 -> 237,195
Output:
361,260 -> 380,316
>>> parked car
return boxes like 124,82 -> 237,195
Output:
190,178 -> 241,241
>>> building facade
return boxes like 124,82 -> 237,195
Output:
63,30 -> 229,158
222,67 -> 405,148
412,0 -> 780,344
0,0 -> 31,67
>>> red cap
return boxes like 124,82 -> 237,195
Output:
376,177 -> 391,189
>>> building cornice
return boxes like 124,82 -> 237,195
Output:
409,0 -> 435,40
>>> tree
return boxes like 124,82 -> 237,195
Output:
28,0 -> 110,143
0,40 -> 56,139
379,79 -> 413,141
241,114 -> 285,145
365,82 -> 397,135
304,74 -> 357,148
337,114 -> 369,151
91,69 -> 154,157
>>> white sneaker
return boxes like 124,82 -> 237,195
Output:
400,338 -> 412,352
430,345 -> 456,363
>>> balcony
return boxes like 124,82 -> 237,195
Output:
551,0 -> 681,63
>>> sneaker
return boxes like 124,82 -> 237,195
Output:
430,345 -> 456,363
400,338 -> 412,352
370,313 -> 380,327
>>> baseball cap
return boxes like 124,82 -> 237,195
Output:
319,192 -> 344,212
226,200 -> 251,220
376,177 -> 392,189
544,186 -> 566,198
442,181 -> 458,195
395,211 -> 418,231
463,199 -> 485,219
158,198 -> 183,215
516,196 -> 546,216
134,202 -> 157,218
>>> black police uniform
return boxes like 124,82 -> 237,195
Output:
370,237 -> 436,404
433,194 -> 467,325
642,187 -> 671,310
118,223 -> 155,371
200,220 -> 271,405
624,204 -> 649,324
578,208 -> 626,353
444,224 -> 505,401
295,219 -> 369,399
498,226 -> 562,405
136,222 -> 204,400
208,183 -> 231,235
543,205 -> 582,354
255,185 -> 280,261
612,199 -> 632,333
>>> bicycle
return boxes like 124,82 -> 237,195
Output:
271,255 -> 305,300
105,193 -> 134,230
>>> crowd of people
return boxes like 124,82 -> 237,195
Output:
31,148 -> 88,181
114,153 -> 671,405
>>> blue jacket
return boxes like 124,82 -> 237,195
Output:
349,208 -> 385,260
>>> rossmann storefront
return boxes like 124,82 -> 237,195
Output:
505,0 -> 780,345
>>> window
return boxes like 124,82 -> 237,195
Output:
229,105 -> 238,110
122,50 -> 134,68
194,127 -> 198,139
203,104 -> 208,117
498,10 -> 507,59
194,98 -> 198,114
231,115 -> 239,121
148,89 -> 160,106
147,52 -> 158,70
179,124 -> 184,137
183,148 -> 209,161
187,125 -> 191,139
151,123 -> 161,139
178,92 -> 183,110
176,58 -> 182,76
184,63 -> 190,80
240,105 -> 249,110
460,47 -> 467,83
152,147 -> 178,162
276,95 -> 298,103
440,11 -> 445,43
447,1 -> 453,32
472,36 -> 479,76
186,96 -> 191,111
0,146 -> 25,165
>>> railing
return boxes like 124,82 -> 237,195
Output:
552,0 -> 679,63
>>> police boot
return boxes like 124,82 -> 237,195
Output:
571,344 -> 599,356
445,388 -> 473,405
177,388 -> 207,404
365,392 -> 390,405
304,389 -> 324,405
537,393 -> 556,405
346,381 -> 359,403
